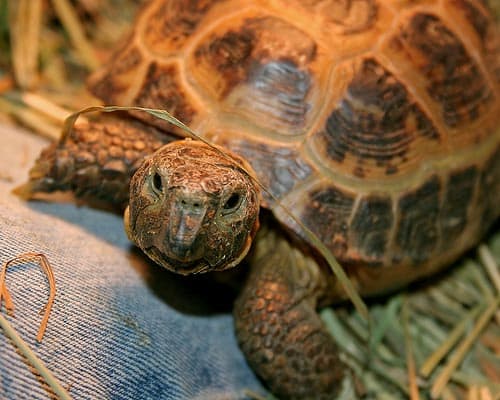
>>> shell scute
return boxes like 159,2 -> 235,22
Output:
308,57 -> 441,180
189,14 -> 322,137
142,0 -> 224,56
445,0 -> 500,85
350,195 -> 394,263
88,45 -> 144,104
391,12 -> 493,129
479,145 -> 500,228
440,166 -> 478,244
300,184 -> 356,259
283,0 -> 379,35
394,175 -> 441,264
130,62 -> 199,132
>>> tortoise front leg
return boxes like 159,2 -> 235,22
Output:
16,117 -> 169,208
234,227 -> 353,399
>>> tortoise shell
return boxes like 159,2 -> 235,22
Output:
88,0 -> 500,295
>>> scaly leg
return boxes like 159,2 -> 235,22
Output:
234,226 -> 353,399
16,117 -> 171,208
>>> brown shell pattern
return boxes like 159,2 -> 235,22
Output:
87,0 -> 500,293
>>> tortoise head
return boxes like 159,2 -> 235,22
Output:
124,140 -> 260,275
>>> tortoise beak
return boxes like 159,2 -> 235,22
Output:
165,190 -> 208,262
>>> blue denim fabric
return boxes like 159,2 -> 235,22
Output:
0,124 -> 265,399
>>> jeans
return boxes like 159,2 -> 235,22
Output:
0,124 -> 265,399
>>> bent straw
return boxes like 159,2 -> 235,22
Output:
0,253 -> 57,342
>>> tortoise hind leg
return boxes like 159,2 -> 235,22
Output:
15,117 -> 170,209
234,226 -> 354,399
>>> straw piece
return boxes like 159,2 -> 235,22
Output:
0,97 -> 61,140
0,313 -> 72,400
402,297 -> 420,400
478,386 -> 494,400
478,245 -> 500,294
9,0 -> 42,89
430,296 -> 500,399
0,279 -> 13,312
478,244 -> 500,325
50,0 -> 100,71
0,253 -> 57,342
22,92 -> 75,125
370,296 -> 402,352
420,306 -> 482,377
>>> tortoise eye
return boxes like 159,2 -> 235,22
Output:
151,172 -> 163,194
222,192 -> 242,214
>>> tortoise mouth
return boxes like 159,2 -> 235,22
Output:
146,245 -> 209,275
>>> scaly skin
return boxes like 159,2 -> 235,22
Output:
17,118 -> 169,208
235,227 -> 351,399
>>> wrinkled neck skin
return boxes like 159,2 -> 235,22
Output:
124,139 -> 261,275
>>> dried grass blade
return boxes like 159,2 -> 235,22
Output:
34,254 -> 56,342
370,295 -> 402,351
0,313 -> 72,400
9,0 -> 42,89
0,253 -> 57,342
0,275 -> 13,312
478,245 -> 500,293
402,296 -> 420,400
0,97 -> 61,140
50,0 -> 100,71
430,296 -> 500,399
22,92 -> 75,125
478,244 -> 500,325
420,305 -> 482,377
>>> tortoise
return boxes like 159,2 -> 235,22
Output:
20,0 -> 500,398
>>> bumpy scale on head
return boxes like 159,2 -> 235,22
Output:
124,140 -> 261,274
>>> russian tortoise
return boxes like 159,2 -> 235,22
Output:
22,0 -> 500,398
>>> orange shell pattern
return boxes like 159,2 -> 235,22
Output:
88,0 -> 500,294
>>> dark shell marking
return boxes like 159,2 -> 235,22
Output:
313,58 -> 440,177
440,166 -> 478,244
394,175 -> 441,264
392,12 -> 493,127
450,0 -> 500,84
143,0 -> 223,55
89,46 -> 143,102
453,0 -> 491,42
479,145 -> 500,227
192,16 -> 317,135
236,61 -> 312,134
301,186 -> 356,258
131,62 -> 197,131
351,195 -> 394,263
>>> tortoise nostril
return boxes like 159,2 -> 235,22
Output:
179,196 -> 203,210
